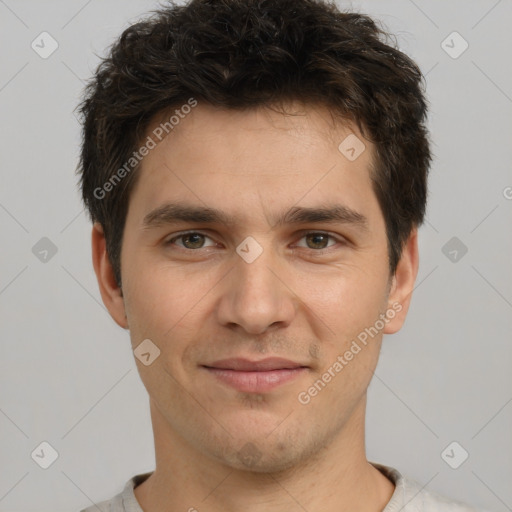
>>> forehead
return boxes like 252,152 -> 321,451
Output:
147,100 -> 367,164
126,101 -> 380,228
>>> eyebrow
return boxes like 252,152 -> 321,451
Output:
142,202 -> 368,231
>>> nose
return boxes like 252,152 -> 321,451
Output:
215,244 -> 297,335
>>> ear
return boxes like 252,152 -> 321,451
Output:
91,223 -> 128,329
383,228 -> 419,334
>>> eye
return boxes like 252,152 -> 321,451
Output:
164,230 -> 344,252
295,232 -> 341,250
165,232 -> 217,250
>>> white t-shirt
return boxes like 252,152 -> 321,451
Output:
80,462 -> 489,511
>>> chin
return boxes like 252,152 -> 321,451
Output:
225,445 -> 301,474
211,432 -> 324,475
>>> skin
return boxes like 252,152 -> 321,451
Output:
92,101 -> 418,512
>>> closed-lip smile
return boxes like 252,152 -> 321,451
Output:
202,357 -> 308,393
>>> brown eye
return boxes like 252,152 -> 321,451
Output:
305,233 -> 330,249
181,233 -> 206,249
166,232 -> 215,249
296,232 -> 339,250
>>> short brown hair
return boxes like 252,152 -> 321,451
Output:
78,0 -> 431,287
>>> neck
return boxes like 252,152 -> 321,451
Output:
135,395 -> 394,512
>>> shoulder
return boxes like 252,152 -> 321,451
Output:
370,462 -> 490,512
80,497 -> 114,512
413,484 -> 489,512
78,472 -> 151,512
79,491 -> 125,512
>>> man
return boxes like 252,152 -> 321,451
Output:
78,0 -> 485,510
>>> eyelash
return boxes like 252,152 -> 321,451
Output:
164,230 -> 346,253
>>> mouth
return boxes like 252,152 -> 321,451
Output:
201,357 -> 309,393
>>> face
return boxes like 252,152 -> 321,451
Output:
94,101 -> 417,473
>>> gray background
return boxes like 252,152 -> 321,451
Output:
0,0 -> 511,510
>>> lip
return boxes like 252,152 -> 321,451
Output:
202,358 -> 308,393
205,357 -> 305,371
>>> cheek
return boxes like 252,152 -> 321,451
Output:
298,271 -> 390,401
122,268 -> 205,402
297,272 -> 388,414
302,263 -> 390,333
122,261 -> 220,356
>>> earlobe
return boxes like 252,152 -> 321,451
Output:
383,229 -> 419,335
91,223 -> 129,329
